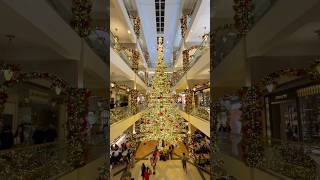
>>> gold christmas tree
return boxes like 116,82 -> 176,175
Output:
139,37 -> 186,144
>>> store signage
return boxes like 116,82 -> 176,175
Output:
275,94 -> 287,100
29,90 -> 49,103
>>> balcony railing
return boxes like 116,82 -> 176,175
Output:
212,0 -> 278,69
173,39 -> 210,85
190,106 -> 210,121
0,142 -> 73,179
110,105 -> 146,125
217,133 -> 318,179
213,28 -> 241,68
0,140 -> 107,180
252,0 -> 278,27
110,32 -> 147,84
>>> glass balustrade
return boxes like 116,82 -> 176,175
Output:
216,133 -> 318,179
190,107 -> 210,121
110,104 -> 146,125
173,39 -> 210,85
0,140 -> 108,179
0,142 -> 73,179
213,28 -> 241,68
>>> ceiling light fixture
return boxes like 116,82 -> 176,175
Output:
128,30 -> 131,34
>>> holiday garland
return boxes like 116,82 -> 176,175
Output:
129,89 -> 139,114
130,49 -> 139,73
0,65 -> 91,169
233,0 -> 254,35
70,0 -> 93,37
185,88 -> 193,113
238,86 -> 264,167
133,16 -> 141,39
182,50 -> 189,71
180,15 -> 188,38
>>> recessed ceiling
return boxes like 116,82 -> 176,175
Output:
110,0 -> 134,43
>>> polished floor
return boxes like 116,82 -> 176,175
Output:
135,141 -> 189,159
112,159 -> 209,180
111,141 -> 210,179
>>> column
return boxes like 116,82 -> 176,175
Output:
75,39 -> 85,88
58,104 -> 67,142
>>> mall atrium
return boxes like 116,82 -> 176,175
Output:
0,0 -> 320,180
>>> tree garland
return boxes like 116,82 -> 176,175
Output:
238,86 -> 264,167
185,88 -> 193,113
180,15 -> 188,38
233,0 -> 254,35
130,49 -> 139,73
182,50 -> 189,71
129,89 -> 139,114
70,0 -> 93,37
66,88 -> 91,167
133,16 -> 141,39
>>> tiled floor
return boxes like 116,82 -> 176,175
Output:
135,141 -> 189,159
112,159 -> 207,180
111,141 -> 210,180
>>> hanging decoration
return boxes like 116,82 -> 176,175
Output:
233,0 -> 254,35
70,0 -> 93,37
133,16 -> 141,39
129,89 -> 139,114
130,49 -> 139,73
113,34 -> 122,52
66,88 -> 91,167
185,88 -> 193,113
139,37 -> 186,144
238,86 -> 264,167
180,15 -> 188,38
182,50 -> 189,71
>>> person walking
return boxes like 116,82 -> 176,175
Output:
143,167 -> 151,180
150,154 -> 157,175
181,153 -> 188,174
141,163 -> 146,180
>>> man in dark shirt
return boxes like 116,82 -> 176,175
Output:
45,125 -> 57,142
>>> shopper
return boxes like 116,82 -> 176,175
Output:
150,154 -> 157,174
181,153 -> 188,174
143,167 -> 151,180
0,125 -> 14,149
141,163 -> 146,180
45,124 -> 57,142
14,124 -> 25,145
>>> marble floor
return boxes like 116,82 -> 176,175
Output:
112,159 -> 209,180
111,141 -> 210,180
135,141 -> 189,159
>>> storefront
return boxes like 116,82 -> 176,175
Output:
265,81 -> 320,143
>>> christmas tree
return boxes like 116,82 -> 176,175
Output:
139,37 -> 186,144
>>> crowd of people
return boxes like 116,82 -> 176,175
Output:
188,131 -> 210,170
0,123 -> 57,150
110,133 -> 137,170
